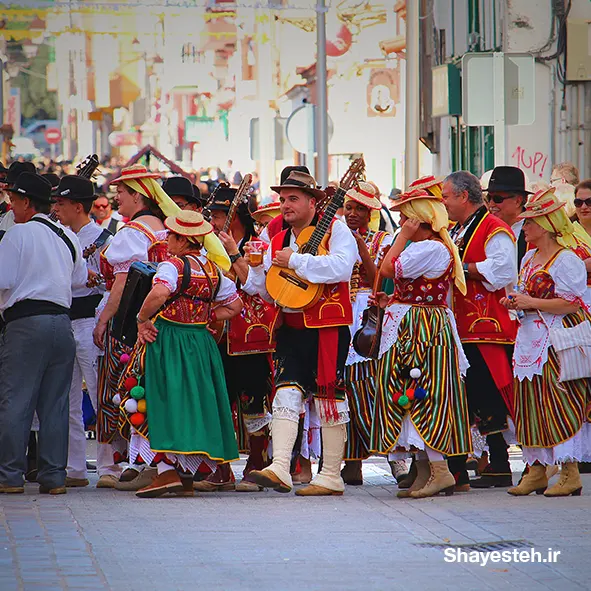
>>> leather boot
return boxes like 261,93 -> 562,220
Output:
544,462 -> 583,497
296,423 -> 346,496
409,461 -> 456,498
193,463 -> 236,492
397,458 -> 417,489
292,456 -> 312,485
236,429 -> 268,492
508,464 -> 547,496
397,459 -> 430,498
251,418 -> 298,493
136,470 -> 184,498
340,460 -> 363,486
388,460 -> 409,483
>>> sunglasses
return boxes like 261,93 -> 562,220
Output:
487,194 -> 518,204
94,203 -> 110,209
574,198 -> 591,208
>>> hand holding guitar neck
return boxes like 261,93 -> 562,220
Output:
265,157 -> 365,310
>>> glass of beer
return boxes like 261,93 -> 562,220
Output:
249,240 -> 265,266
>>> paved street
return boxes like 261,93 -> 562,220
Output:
1,454 -> 591,591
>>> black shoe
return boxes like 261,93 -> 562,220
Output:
470,470 -> 513,488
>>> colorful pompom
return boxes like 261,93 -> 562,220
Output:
130,412 -> 145,427
124,377 -> 138,392
415,388 -> 427,401
410,368 -> 422,379
130,386 -> 145,400
393,391 -> 403,403
112,393 -> 122,406
124,398 -> 138,414
406,389 -> 415,401
398,394 -> 409,407
120,353 -> 130,365
137,399 -> 147,414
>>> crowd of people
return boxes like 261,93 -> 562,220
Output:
0,155 -> 590,500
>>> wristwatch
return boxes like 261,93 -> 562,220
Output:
136,314 -> 148,324
229,252 -> 242,264
463,262 -> 469,274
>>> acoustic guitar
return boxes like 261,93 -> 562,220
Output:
265,157 -> 365,310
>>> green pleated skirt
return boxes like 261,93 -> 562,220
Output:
144,317 -> 239,462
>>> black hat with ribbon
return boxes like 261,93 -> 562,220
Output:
208,185 -> 236,212
270,170 -> 325,200
8,172 -> 53,203
55,175 -> 96,202
486,166 -> 532,195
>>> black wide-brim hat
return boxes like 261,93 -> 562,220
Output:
7,161 -> 36,188
208,186 -> 237,212
55,175 -> 96,202
486,166 -> 532,195
162,176 -> 196,201
8,172 -> 53,203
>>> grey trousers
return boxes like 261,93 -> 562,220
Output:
0,314 -> 75,488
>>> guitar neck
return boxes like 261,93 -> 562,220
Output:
222,200 -> 239,234
305,188 -> 345,254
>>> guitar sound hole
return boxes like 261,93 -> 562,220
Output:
278,270 -> 308,289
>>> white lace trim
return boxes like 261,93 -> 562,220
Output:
128,432 -> 217,474
272,407 -> 300,423
378,304 -> 469,375
244,412 -> 272,433
521,424 -> 591,465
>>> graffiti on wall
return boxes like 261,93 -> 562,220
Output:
511,145 -> 549,178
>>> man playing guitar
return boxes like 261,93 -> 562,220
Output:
242,171 -> 357,497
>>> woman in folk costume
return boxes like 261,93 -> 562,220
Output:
340,182 -> 393,486
92,165 -> 177,487
117,211 -> 241,498
571,180 -> 591,307
503,188 -> 591,497
370,189 -> 472,498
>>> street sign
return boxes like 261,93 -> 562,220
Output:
44,127 -> 62,144
432,63 -> 461,117
462,52 -> 535,166
285,104 -> 334,154
462,52 -> 535,126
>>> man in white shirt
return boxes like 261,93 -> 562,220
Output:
241,171 -> 357,497
53,176 -> 122,490
483,166 -> 531,268
0,172 -> 87,495
0,162 -> 38,238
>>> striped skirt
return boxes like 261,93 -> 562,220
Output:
515,347 -> 588,449
344,359 -> 377,460
97,323 -> 131,444
370,306 -> 471,456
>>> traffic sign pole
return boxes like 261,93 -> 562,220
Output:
493,53 -> 506,166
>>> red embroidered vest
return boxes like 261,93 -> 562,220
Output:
573,239 -> 591,287
155,256 -> 220,324
100,221 -> 168,290
227,289 -> 279,355
452,214 -> 517,344
390,260 -> 453,306
270,228 -> 353,328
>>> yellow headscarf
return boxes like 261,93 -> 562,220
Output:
125,178 -> 231,271
398,197 -> 467,295
533,206 -> 579,249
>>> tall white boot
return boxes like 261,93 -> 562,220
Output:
296,423 -> 346,496
251,418 -> 298,493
